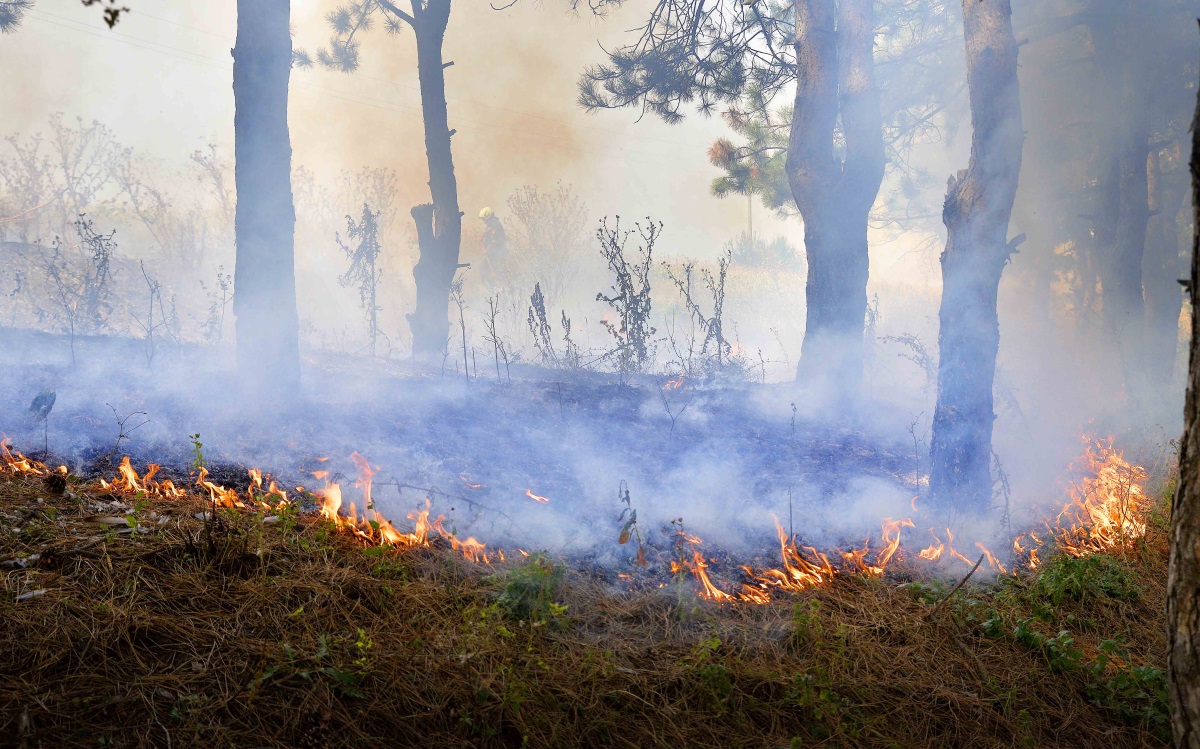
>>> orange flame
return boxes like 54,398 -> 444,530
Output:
746,519 -> 836,592
1,438 -> 48,476
1052,436 -> 1148,556
525,489 -> 550,503
350,451 -> 378,510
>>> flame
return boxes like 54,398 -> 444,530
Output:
1051,436 -> 1148,556
670,533 -> 735,601
918,528 -> 973,565
0,427 -> 1161,604
918,529 -> 944,561
746,519 -> 835,592
117,457 -> 142,492
350,451 -> 377,510
1,438 -> 48,476
525,489 -> 550,503
975,542 -> 1006,574
663,375 -> 685,390
876,517 -> 914,569
197,467 -> 246,508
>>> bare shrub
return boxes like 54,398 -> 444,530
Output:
663,246 -> 746,378
596,217 -> 659,375
42,217 -> 118,366
199,266 -> 232,345
337,203 -> 384,357
505,183 -> 589,303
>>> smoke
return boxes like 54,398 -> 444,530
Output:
0,0 -> 1189,565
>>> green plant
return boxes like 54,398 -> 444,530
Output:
1026,553 -> 1142,605
616,481 -> 648,566
787,669 -> 853,741
249,635 -> 365,699
790,599 -> 824,648
1013,619 -> 1082,672
189,433 -> 205,472
353,628 -> 373,670
696,663 -> 734,709
899,580 -> 945,606
1086,640 -> 1170,740
488,554 -> 568,626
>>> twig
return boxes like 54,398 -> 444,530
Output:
925,554 -> 984,621
377,480 -> 520,531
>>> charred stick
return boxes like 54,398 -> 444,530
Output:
925,554 -> 984,621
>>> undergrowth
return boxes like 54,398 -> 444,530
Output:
0,465 -> 1173,749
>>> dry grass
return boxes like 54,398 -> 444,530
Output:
0,468 -> 1171,749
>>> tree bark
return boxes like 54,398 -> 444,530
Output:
406,0 -> 462,358
786,0 -> 884,400
1168,69 -> 1200,749
232,0 -> 300,388
928,0 -> 1024,513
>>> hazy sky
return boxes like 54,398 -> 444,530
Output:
1,0 -> 806,257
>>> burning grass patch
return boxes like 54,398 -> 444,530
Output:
0,458 -> 1174,749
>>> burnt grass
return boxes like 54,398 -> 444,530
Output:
0,464 -> 1174,749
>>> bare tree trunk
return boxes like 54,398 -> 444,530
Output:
1168,71 -> 1200,749
1089,3 -> 1153,397
232,0 -> 300,388
406,0 -> 462,358
786,0 -> 884,400
928,0 -> 1024,513
1145,145 -> 1186,390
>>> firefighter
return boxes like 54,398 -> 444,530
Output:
479,207 -> 507,286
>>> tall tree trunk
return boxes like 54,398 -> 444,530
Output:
232,0 -> 300,388
406,0 -> 462,358
1145,145 -> 1186,391
928,0 -> 1024,513
786,0 -> 884,400
1089,3 -> 1152,397
1169,70 -> 1200,749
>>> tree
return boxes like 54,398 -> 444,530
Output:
1007,0 -> 1198,402
581,0 -> 958,398
581,0 -> 884,397
1167,57 -> 1200,749
318,0 -> 462,358
232,0 -> 301,388
0,1 -> 32,32
927,0 -> 1023,512
0,1 -> 129,33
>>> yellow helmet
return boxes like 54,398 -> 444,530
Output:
479,207 -> 494,219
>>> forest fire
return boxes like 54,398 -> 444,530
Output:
0,0 -> 1191,741
743,520 -> 837,592
1,438 -> 53,476
1052,437 -> 1149,555
918,528 -> 974,565
671,533 -> 736,602
0,431 -> 1157,606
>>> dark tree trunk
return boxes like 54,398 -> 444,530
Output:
1089,4 -> 1152,395
1144,145 -> 1186,390
928,0 -> 1024,513
1169,70 -> 1200,749
232,0 -> 300,388
786,0 -> 884,400
406,0 -> 462,358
